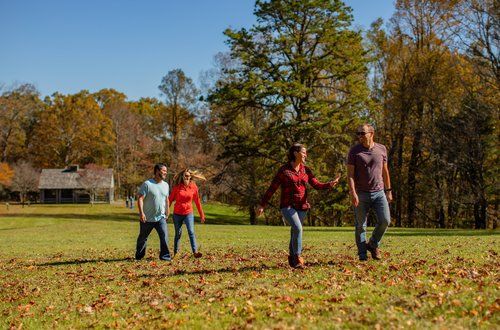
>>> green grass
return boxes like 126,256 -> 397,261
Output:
0,203 -> 498,329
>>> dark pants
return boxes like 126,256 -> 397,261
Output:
135,218 -> 171,260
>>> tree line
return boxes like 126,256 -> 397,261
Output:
0,0 -> 497,229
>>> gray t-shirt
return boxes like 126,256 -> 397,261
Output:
347,142 -> 387,192
138,179 -> 170,222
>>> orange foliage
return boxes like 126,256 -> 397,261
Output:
0,162 -> 14,186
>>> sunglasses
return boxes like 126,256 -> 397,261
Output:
356,131 -> 372,136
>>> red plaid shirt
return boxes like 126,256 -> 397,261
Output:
260,163 -> 331,210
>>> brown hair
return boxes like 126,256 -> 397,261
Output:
287,143 -> 305,162
153,163 -> 167,175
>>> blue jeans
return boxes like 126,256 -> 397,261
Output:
354,190 -> 391,258
135,217 -> 171,260
281,207 -> 307,257
173,213 -> 198,253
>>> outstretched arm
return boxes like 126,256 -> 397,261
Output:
307,167 -> 339,190
256,171 -> 282,216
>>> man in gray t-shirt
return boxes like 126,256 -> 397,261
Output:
135,163 -> 171,261
347,124 -> 392,261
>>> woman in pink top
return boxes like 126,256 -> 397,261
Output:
169,169 -> 206,258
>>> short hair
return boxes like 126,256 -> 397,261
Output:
154,163 -> 167,175
287,143 -> 305,162
358,123 -> 375,132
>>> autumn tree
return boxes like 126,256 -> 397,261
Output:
93,89 -> 148,199
158,69 -> 199,157
0,84 -> 43,162
366,0 -> 498,228
0,162 -> 14,187
209,0 -> 370,224
447,0 -> 499,228
366,0 -> 464,227
128,97 -> 169,182
30,91 -> 114,168
78,164 -> 108,205
451,0 -> 499,85
10,161 -> 40,206
0,162 -> 14,200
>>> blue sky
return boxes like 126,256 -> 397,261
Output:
0,0 -> 395,101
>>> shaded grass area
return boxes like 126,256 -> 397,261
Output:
0,203 -> 498,329
201,202 -> 249,225
0,202 -> 248,226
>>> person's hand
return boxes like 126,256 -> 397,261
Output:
139,212 -> 146,223
350,193 -> 359,207
385,190 -> 393,203
330,174 -> 341,188
201,218 -> 205,224
256,205 -> 264,217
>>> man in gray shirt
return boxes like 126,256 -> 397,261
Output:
135,163 -> 171,261
347,124 -> 392,261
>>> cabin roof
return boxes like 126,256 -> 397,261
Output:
38,167 -> 114,189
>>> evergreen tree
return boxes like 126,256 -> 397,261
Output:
209,0 -> 370,223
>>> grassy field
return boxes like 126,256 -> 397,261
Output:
0,203 -> 498,329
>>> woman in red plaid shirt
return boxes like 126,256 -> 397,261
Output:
256,143 -> 340,269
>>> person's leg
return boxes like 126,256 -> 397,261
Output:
154,218 -> 171,261
287,239 -> 294,266
183,213 -> 198,253
281,207 -> 307,257
369,190 -> 391,248
135,221 -> 154,260
172,214 -> 184,255
354,190 -> 371,260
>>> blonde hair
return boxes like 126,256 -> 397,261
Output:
173,168 -> 207,186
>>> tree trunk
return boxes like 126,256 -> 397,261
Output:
388,101 -> 409,227
407,128 -> 423,228
474,196 -> 487,229
249,205 -> 257,225
435,176 -> 446,228
172,104 -> 179,154
447,198 -> 454,228
389,129 -> 405,227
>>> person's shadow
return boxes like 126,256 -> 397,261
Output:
38,257 -> 134,266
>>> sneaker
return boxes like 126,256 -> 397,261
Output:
288,255 -> 295,267
294,255 -> 305,269
193,252 -> 203,258
366,242 -> 381,260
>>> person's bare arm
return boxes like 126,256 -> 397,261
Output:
347,165 -> 359,207
138,195 -> 146,223
165,196 -> 170,220
382,162 -> 393,203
